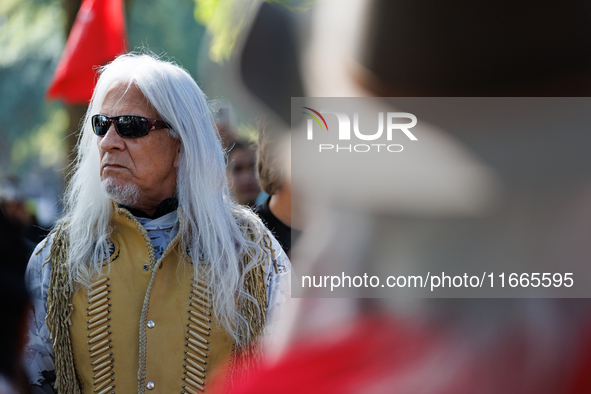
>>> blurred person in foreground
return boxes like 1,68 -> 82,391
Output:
253,124 -> 300,256
226,139 -> 261,207
0,207 -> 31,394
232,1 -> 591,393
24,53 -> 290,394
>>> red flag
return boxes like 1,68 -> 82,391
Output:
47,0 -> 127,104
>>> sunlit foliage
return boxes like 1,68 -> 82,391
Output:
0,0 -> 65,176
193,0 -> 313,63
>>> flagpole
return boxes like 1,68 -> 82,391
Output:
63,0 -> 84,189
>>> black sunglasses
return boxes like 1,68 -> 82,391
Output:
92,114 -> 172,138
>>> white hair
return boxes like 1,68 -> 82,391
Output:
60,52 -> 267,344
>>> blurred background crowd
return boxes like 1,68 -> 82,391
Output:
4,0 -> 591,393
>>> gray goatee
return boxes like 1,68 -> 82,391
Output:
101,178 -> 143,207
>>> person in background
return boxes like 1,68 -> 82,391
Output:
227,139 -> 261,207
0,178 -> 48,255
214,105 -> 238,150
253,125 -> 300,256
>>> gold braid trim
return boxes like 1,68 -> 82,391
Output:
43,224 -> 82,394
227,230 -> 275,390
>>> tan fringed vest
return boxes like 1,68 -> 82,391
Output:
45,205 -> 269,394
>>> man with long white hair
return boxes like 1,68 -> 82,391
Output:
24,53 -> 290,394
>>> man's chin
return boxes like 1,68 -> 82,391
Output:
101,178 -> 143,207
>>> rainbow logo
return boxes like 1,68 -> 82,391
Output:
302,107 -> 329,131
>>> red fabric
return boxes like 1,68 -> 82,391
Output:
47,0 -> 127,104
563,317 -> 591,394
233,315 -> 591,394
232,316 -> 438,394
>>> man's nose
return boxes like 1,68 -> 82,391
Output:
98,124 -> 125,151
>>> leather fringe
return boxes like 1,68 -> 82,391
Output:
227,231 -> 275,390
43,224 -> 82,394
